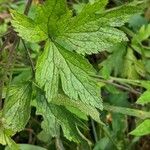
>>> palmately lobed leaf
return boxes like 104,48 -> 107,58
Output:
36,40 -> 103,109
9,0 -> 146,144
11,0 -> 144,54
10,0 -> 144,117
57,1 -> 143,54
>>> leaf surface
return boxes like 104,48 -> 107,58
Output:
11,0 -> 144,54
137,90 -> 150,105
2,83 -> 32,132
11,10 -> 47,43
51,94 -> 101,123
36,40 -> 102,109
130,119 -> 150,136
34,92 -> 85,142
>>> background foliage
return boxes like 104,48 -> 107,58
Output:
0,0 -> 150,150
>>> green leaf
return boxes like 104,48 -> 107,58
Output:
56,27 -> 127,55
11,10 -> 48,43
0,129 -> 18,149
10,1 -> 145,144
93,137 -> 110,150
98,2 -> 144,27
131,24 -> 150,56
66,106 -> 88,121
50,105 -> 86,143
99,43 -> 126,77
33,92 -> 85,143
130,119 -> 150,136
33,93 -> 59,142
122,48 -> 139,79
132,24 -> 150,44
34,0 -> 70,36
136,90 -> 150,105
36,40 -> 102,109
128,14 -> 148,32
51,94 -> 101,123
104,103 -> 150,119
2,83 -> 32,132
56,1 -> 143,54
72,0 -> 108,24
11,0 -> 144,54
5,144 -> 47,150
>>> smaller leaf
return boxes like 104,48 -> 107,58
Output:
132,24 -> 150,44
50,105 -> 86,143
33,91 -> 86,143
122,48 -> 139,79
33,92 -> 59,142
2,83 -> 32,132
99,43 -> 126,77
5,144 -> 46,150
0,129 -> 18,149
98,2 -> 144,27
130,119 -> 150,136
137,90 -> 150,105
128,14 -> 148,32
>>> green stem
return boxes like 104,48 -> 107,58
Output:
104,103 -> 150,119
120,26 -> 135,38
91,119 -> 98,143
99,124 -> 120,150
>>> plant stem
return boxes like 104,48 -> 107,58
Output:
102,79 -> 140,95
101,125 -> 121,150
92,75 -> 141,95
22,39 -> 35,75
91,119 -> 98,143
121,26 -> 135,38
104,103 -> 150,119
55,137 -> 65,150
24,0 -> 33,15
0,0 -> 33,109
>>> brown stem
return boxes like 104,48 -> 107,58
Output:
0,0 -> 33,109
22,39 -> 35,75
24,0 -> 33,15
102,80 -> 141,96
92,75 -> 141,96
